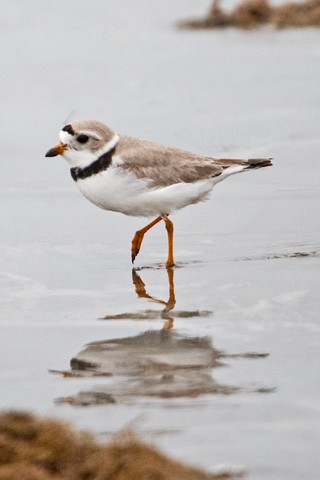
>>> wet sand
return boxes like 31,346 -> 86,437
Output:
0,1 -> 320,479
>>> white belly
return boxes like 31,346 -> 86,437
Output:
76,166 -> 215,217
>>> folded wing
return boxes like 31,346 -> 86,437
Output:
117,136 -> 272,187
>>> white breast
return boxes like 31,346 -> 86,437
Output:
76,165 -> 150,216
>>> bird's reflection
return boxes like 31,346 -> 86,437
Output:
132,268 -> 176,329
54,269 -> 272,406
101,268 -> 211,324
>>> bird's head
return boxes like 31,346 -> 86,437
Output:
45,120 -> 119,168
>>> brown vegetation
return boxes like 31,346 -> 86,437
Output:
272,0 -> 320,28
0,411 -> 236,480
178,0 -> 320,29
232,0 -> 272,28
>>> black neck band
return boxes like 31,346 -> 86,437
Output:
70,146 -> 117,182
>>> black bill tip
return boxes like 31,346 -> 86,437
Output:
45,147 -> 59,157
45,143 -> 66,157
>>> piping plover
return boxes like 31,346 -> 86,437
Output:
45,120 -> 272,267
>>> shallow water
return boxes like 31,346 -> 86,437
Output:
1,1 -> 320,479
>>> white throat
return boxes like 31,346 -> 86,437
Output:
60,133 -> 120,169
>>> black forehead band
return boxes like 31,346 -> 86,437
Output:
62,124 -> 75,135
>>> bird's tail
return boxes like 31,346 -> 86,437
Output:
210,157 -> 273,184
213,157 -> 273,170
245,158 -> 273,169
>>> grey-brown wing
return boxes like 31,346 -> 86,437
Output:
116,136 -> 224,187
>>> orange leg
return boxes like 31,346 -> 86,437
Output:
163,215 -> 175,268
132,269 -> 166,306
131,266 -> 176,330
131,216 -> 162,263
164,267 -> 176,311
161,268 -> 176,329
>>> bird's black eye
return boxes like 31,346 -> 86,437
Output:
77,134 -> 89,144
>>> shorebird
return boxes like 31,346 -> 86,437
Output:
45,120 -> 272,267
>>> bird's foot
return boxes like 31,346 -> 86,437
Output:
131,230 -> 145,263
165,261 -> 175,269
